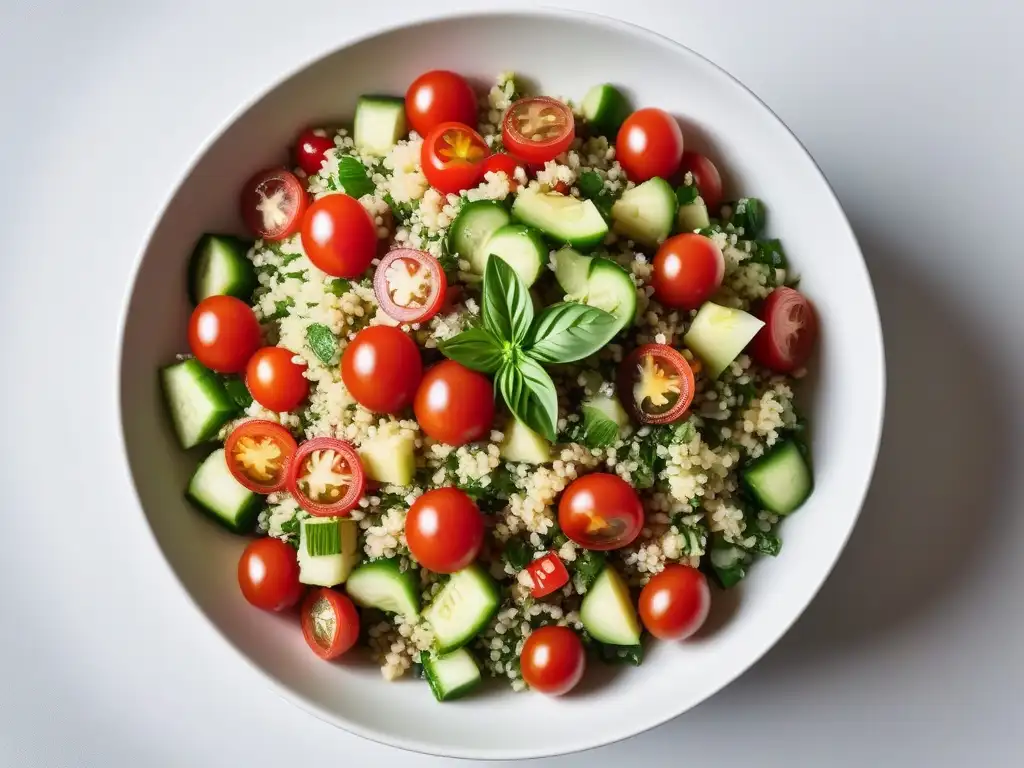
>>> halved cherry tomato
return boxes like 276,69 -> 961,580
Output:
188,295 -> 262,374
340,326 -> 423,413
224,420 -> 298,493
301,193 -> 378,278
413,360 -> 495,446
616,108 -> 684,183
652,233 -> 725,310
301,588 -> 360,660
237,538 -> 303,612
241,168 -> 308,241
525,553 -> 570,598
245,346 -> 309,413
404,487 -> 484,573
295,129 -> 335,176
405,70 -> 478,138
502,97 -> 575,164
286,437 -> 366,517
373,249 -> 447,324
558,473 -> 644,551
750,287 -> 818,373
679,151 -> 723,212
618,344 -> 695,425
421,122 -> 490,195
638,564 -> 710,641
520,626 -> 586,696
482,152 -> 521,182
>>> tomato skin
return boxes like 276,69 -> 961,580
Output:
188,295 -> 262,374
750,287 -> 818,373
502,97 -> 575,164
618,344 -> 696,425
245,346 -> 309,413
301,588 -> 360,660
421,122 -> 490,195
224,420 -> 298,493
482,152 -> 521,181
616,108 -> 684,183
373,249 -> 447,324
241,168 -> 308,241
652,233 -> 725,311
237,538 -> 303,612
413,361 -> 495,446
287,437 -> 366,517
404,487 -> 484,573
341,326 -> 423,413
295,129 -> 335,176
679,151 -> 724,212
520,626 -> 586,696
405,70 -> 478,138
638,565 -> 711,641
558,473 -> 644,551
300,193 -> 378,278
524,553 -> 570,598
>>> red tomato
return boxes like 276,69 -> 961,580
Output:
652,233 -> 725,310
237,538 -> 303,612
405,70 -> 478,138
404,487 -> 484,573
301,193 -> 378,278
413,361 -> 495,446
524,552 -> 570,598
421,122 -> 489,195
616,108 -> 684,182
188,295 -> 262,373
482,152 -> 521,181
750,287 -> 818,373
295,129 -> 335,176
558,473 -> 644,551
301,588 -> 360,660
502,97 -> 575,164
341,326 -> 423,413
679,151 -> 724,211
520,626 -> 586,696
638,565 -> 711,641
373,249 -> 447,324
618,344 -> 695,425
241,168 -> 308,241
286,437 -> 366,517
224,420 -> 298,493
245,346 -> 309,413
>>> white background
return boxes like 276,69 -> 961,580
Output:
2,0 -> 1022,765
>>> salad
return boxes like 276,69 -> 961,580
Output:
159,69 -> 818,701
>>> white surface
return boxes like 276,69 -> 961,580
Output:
1,0 -> 1021,765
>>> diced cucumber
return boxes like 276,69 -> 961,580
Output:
677,201 -> 711,233
353,95 -> 406,156
580,566 -> 641,646
742,440 -> 813,515
422,564 -> 500,653
187,234 -> 256,304
161,359 -> 238,449
358,430 -> 416,486
446,200 -> 513,273
421,648 -> 482,702
553,246 -> 593,295
499,415 -> 552,464
580,258 -> 637,333
581,84 -> 631,137
611,177 -> 678,247
298,517 -> 358,587
346,559 -> 421,618
512,189 -> 608,251
185,449 -> 263,533
476,223 -> 544,287
683,301 -> 765,379
585,394 -> 630,430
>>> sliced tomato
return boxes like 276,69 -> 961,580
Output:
482,152 -> 521,182
679,151 -> 724,212
750,287 -> 818,373
421,122 -> 490,195
295,129 -> 335,176
286,437 -> 366,517
373,249 -> 447,324
240,168 -> 308,241
502,97 -> 575,164
300,588 -> 360,660
524,552 -> 570,598
618,344 -> 695,425
224,420 -> 298,493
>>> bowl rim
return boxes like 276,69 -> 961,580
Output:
116,5 -> 886,760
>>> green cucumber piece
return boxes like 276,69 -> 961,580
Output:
298,517 -> 359,587
512,189 -> 608,251
421,648 -> 482,701
161,359 -> 238,449
480,223 -> 547,286
611,177 -> 678,247
677,201 -> 711,233
581,84 -> 632,137
422,565 -> 500,653
742,440 -> 812,515
353,95 -> 406,156
683,302 -> 765,379
579,258 -> 637,333
185,449 -> 263,534
553,246 -> 593,295
346,559 -> 421,618
187,234 -> 255,304
358,430 -> 417,486
499,415 -> 552,464
446,200 -> 513,272
580,566 -> 641,646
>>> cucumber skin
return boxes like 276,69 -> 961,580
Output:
184,453 -> 264,535
582,84 -> 632,137
420,650 -> 482,702
742,440 -> 813,515
346,559 -> 421,617
160,359 -> 238,449
511,193 -> 608,251
187,234 -> 256,305
424,565 -> 501,654
445,199 -> 512,266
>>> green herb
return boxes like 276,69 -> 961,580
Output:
279,516 -> 301,547
326,278 -> 352,296
730,198 -> 765,238
578,171 -> 605,198
305,323 -> 338,365
747,527 -> 782,557
523,303 -> 619,364
676,184 -> 700,206
482,255 -> 533,345
459,466 -> 516,514
570,550 -> 605,591
503,538 -> 533,570
498,357 -> 559,441
437,325 -> 504,374
709,535 -> 749,588
221,376 -> 253,411
268,297 -> 295,320
382,191 -> 415,225
304,520 -> 342,557
575,404 -> 620,449
594,641 -> 643,666
281,251 -> 302,266
376,490 -> 409,510
337,155 -> 376,199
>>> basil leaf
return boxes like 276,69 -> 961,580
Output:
337,155 -> 375,199
482,255 -> 533,345
305,323 -> 338,365
676,184 -> 700,206
579,404 -> 620,448
497,357 -> 558,441
438,325 -> 505,374
524,302 -> 619,364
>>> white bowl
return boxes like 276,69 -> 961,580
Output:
118,9 -> 884,760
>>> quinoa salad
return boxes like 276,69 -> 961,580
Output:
160,70 -> 819,700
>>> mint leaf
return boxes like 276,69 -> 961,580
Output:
579,404 -> 619,448
438,325 -> 505,374
524,302 -> 619,364
482,255 -> 533,346
305,323 -> 338,365
337,155 -> 376,199
497,358 -> 558,441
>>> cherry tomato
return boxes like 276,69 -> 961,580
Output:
616,108 -> 684,183
295,129 -> 335,176
245,346 -> 309,413
652,233 -> 725,310
404,487 -> 484,573
301,193 -> 378,278
679,151 -> 723,212
188,295 -> 262,374
482,152 -> 521,182
524,552 -> 570,598
405,70 -> 478,138
618,344 -> 695,425
421,122 -> 490,195
300,588 -> 360,660
237,538 -> 303,612
638,564 -> 711,641
341,326 -> 423,413
520,626 -> 586,696
224,420 -> 298,493
241,168 -> 308,241
373,249 -> 447,324
502,97 -> 575,165
750,287 -> 818,373
286,437 -> 366,517
413,361 -> 495,446
558,473 -> 644,551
